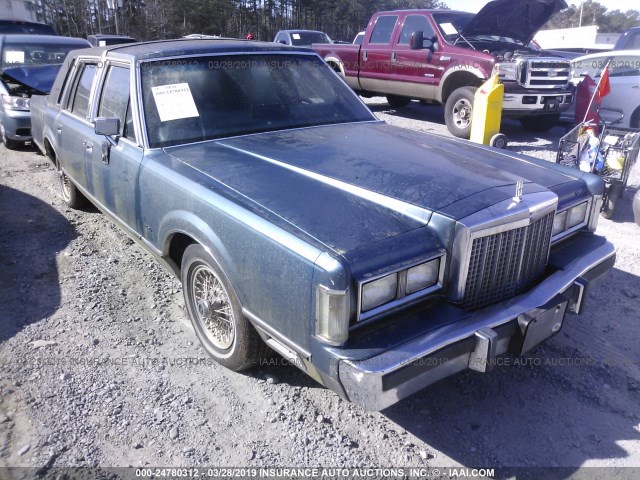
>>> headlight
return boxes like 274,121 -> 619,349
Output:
492,62 -> 518,81
552,210 -> 568,236
362,273 -> 397,312
316,286 -> 350,345
553,201 -> 589,237
406,258 -> 440,294
566,202 -> 588,229
1,95 -> 30,111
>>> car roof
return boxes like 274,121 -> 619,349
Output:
0,34 -> 90,45
88,34 -> 135,39
276,30 -> 327,34
71,38 -> 314,61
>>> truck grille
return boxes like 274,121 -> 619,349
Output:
462,212 -> 554,309
520,59 -> 571,89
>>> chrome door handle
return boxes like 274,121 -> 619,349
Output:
391,52 -> 397,62
56,124 -> 62,133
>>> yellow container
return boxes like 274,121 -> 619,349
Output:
470,74 -> 504,146
606,150 -> 625,171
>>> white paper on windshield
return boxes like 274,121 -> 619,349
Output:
292,33 -> 301,39
5,50 -> 25,63
440,23 -> 458,35
151,83 -> 199,122
99,40 -> 107,46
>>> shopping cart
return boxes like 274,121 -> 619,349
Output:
556,109 -> 640,218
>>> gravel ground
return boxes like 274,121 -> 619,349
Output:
0,97 -> 639,474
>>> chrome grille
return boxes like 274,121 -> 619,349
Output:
520,59 -> 571,89
462,212 -> 554,309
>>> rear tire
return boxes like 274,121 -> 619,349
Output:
386,95 -> 411,108
444,87 -> 476,139
57,159 -> 86,209
182,244 -> 266,371
519,114 -> 560,132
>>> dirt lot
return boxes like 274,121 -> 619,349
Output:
1,99 -> 639,476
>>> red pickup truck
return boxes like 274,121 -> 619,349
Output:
313,0 -> 575,138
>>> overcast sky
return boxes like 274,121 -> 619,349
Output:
445,0 -> 638,13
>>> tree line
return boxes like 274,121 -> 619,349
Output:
35,0 -> 639,43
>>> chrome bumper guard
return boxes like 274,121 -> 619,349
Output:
338,237 -> 615,411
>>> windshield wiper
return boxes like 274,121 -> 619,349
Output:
453,33 -> 476,50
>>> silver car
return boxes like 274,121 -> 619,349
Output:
569,49 -> 640,128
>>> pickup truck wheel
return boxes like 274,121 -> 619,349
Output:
182,244 -> 264,371
444,87 -> 476,139
0,123 -> 22,150
56,160 -> 86,209
519,114 -> 560,132
386,95 -> 411,108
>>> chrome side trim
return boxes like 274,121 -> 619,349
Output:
218,143 -> 433,225
243,308 -> 312,361
449,191 -> 558,303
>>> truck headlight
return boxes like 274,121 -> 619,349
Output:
362,273 -> 397,312
492,62 -> 518,81
1,95 -> 30,111
316,286 -> 350,345
553,201 -> 589,237
406,258 -> 440,294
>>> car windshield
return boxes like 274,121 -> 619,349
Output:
1,42 -> 82,68
432,12 -> 522,45
290,32 -> 331,46
432,12 -> 474,43
141,53 -> 375,148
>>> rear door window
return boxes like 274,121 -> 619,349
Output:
370,15 -> 398,44
67,62 -> 99,119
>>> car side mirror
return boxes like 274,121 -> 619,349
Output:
94,117 -> 120,137
410,31 -> 435,51
410,31 -> 424,50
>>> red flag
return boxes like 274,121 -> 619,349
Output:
597,67 -> 611,99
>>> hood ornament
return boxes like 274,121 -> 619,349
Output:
513,180 -> 524,203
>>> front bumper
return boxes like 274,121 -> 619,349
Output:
0,109 -> 32,141
502,90 -> 574,116
337,234 -> 615,411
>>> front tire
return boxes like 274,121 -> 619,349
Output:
519,114 -> 560,132
0,123 -> 22,150
182,244 -> 265,371
386,95 -> 411,108
444,87 -> 476,138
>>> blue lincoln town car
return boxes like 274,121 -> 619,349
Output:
30,39 -> 615,410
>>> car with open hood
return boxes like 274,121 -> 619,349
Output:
313,0 -> 575,138
30,39 -> 614,410
0,34 -> 91,149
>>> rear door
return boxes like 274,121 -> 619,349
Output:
358,14 -> 400,92
57,59 -> 101,190
599,55 -> 640,127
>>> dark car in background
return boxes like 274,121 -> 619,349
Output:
0,19 -> 56,35
273,29 -> 332,46
0,34 -> 90,149
614,27 -> 640,50
87,34 -> 137,47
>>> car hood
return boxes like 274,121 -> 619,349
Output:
164,123 -> 583,255
461,0 -> 567,45
0,64 -> 61,94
